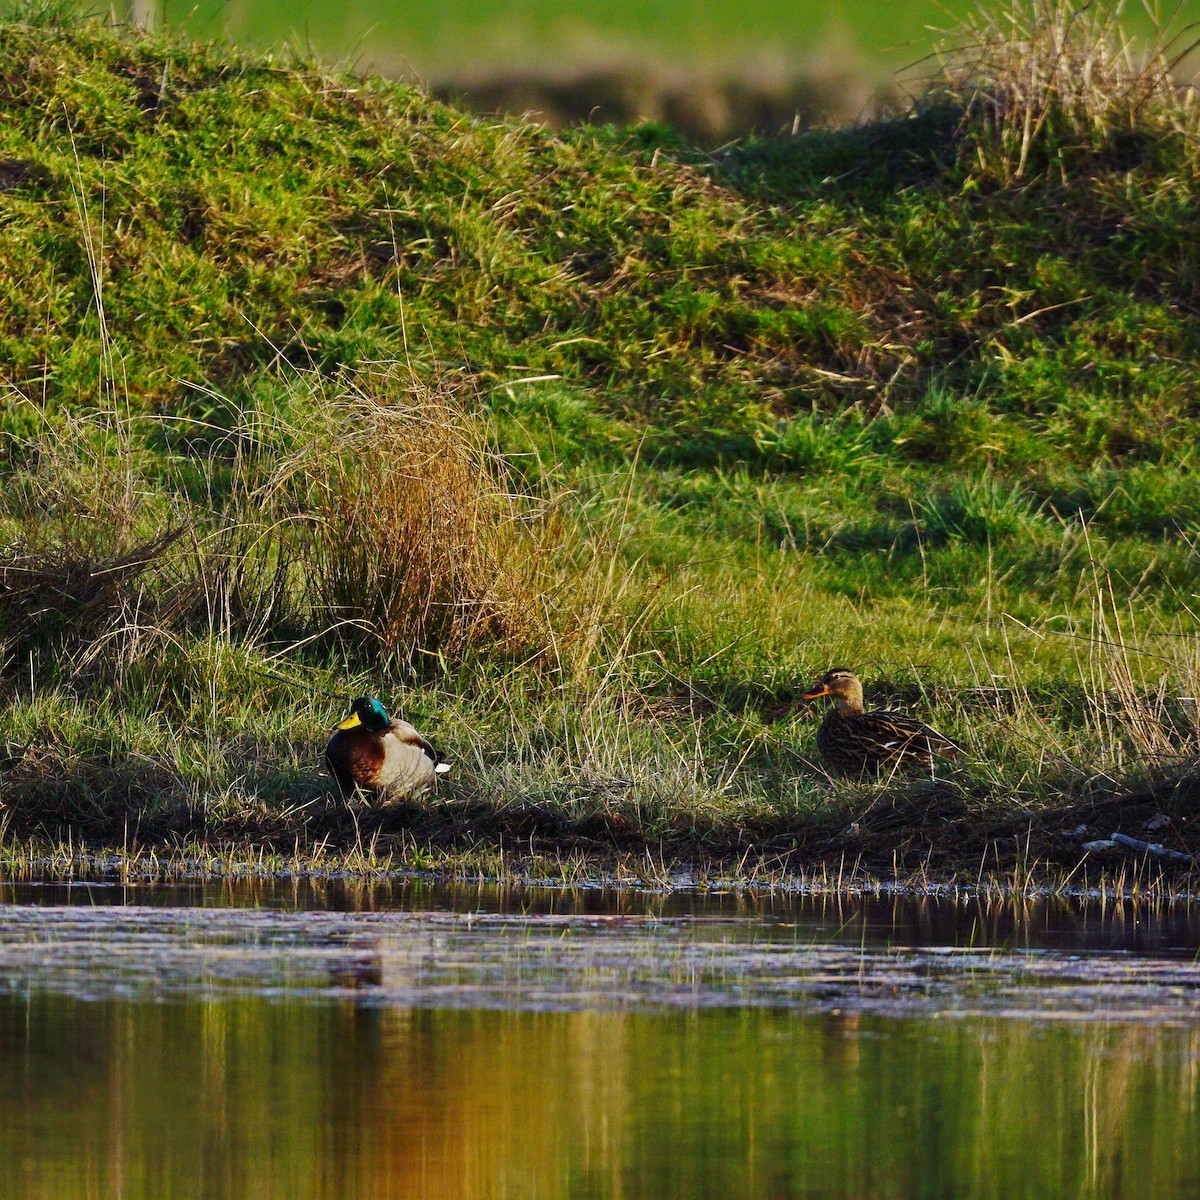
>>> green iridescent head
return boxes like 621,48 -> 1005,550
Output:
337,696 -> 391,733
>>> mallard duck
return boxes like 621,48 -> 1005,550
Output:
801,668 -> 962,776
325,697 -> 450,798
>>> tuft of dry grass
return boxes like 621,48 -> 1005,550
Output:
0,406 -> 192,671
0,529 -> 187,667
929,0 -> 1200,180
0,366 -> 571,678
258,366 -> 563,666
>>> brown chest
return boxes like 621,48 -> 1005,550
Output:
326,727 -> 389,791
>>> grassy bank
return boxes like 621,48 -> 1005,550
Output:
0,2 -> 1197,890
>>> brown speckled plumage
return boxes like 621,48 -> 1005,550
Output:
802,668 -> 962,776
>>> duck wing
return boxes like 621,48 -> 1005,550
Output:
389,719 -> 445,764
818,710 -> 962,774
376,725 -> 446,794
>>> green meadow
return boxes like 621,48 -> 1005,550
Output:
0,2 -> 1197,888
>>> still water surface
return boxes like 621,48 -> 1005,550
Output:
1,879 -> 1198,1199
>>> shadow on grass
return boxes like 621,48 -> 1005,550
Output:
708,106 -> 962,206
1,748 -> 1196,887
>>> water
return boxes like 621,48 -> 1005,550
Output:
1,879 -> 1199,1199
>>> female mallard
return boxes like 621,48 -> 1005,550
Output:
801,668 -> 962,776
325,697 -> 450,798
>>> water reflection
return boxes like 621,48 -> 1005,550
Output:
0,882 -> 1198,1199
2,993 -> 1199,1199
3,874 -> 1198,955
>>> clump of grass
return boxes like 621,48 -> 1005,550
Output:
880,387 -> 1036,468
916,474 -> 1046,546
260,366 -> 561,665
0,405 -> 193,670
931,0 -> 1200,180
0,367 -> 568,677
0,529 -> 187,667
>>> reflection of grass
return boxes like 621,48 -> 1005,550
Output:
7,973 -> 1199,1198
0,3 -> 1198,889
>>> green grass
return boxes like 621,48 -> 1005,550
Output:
0,2 -> 1198,890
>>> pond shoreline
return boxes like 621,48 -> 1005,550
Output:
8,861 -> 1193,903
5,760 -> 1197,897
3,818 -> 1196,901
5,707 -> 1197,896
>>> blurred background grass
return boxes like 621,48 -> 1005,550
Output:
116,0 -> 1200,141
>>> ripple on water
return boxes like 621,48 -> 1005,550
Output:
0,904 -> 1198,1022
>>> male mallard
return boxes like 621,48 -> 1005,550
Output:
801,668 -> 962,776
325,697 -> 450,798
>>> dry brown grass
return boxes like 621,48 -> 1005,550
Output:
929,0 -> 1200,180
259,366 -> 562,665
0,529 -> 188,667
0,407 -> 192,671
0,367 -> 571,677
